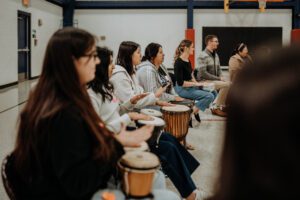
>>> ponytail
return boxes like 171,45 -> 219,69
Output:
174,39 -> 193,61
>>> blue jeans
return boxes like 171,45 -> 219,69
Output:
175,85 -> 215,111
149,133 -> 200,198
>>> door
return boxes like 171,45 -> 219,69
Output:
18,11 -> 31,82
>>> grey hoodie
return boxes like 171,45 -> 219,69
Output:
110,64 -> 157,109
136,61 -> 177,102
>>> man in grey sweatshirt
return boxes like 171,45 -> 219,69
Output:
196,35 -> 230,117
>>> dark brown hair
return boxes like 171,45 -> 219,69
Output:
13,28 -> 117,180
232,42 -> 247,56
89,46 -> 114,102
205,35 -> 218,45
142,42 -> 162,63
209,45 -> 300,200
116,41 -> 140,76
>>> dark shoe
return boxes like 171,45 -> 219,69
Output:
189,119 -> 193,128
211,108 -> 227,117
194,113 -> 201,122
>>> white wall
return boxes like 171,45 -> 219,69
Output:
75,9 -> 187,69
0,0 -> 62,86
75,8 -> 292,69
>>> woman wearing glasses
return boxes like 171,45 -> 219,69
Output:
6,28 -> 178,200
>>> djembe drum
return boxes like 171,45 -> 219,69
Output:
118,151 -> 160,198
161,105 -> 190,142
136,116 -> 165,147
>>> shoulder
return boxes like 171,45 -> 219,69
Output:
53,105 -> 83,128
174,58 -> 183,65
88,88 -> 104,103
198,51 -> 209,59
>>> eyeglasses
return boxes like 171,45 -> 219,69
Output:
83,52 -> 98,61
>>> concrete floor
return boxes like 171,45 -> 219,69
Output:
0,79 -> 225,200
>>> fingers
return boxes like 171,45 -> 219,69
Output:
120,122 -> 126,131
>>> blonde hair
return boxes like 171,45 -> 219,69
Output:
174,39 -> 193,61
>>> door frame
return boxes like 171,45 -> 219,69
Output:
17,10 -> 32,80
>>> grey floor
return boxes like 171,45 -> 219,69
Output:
0,79 -> 225,200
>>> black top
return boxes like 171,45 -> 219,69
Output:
174,58 -> 193,86
11,106 -> 124,200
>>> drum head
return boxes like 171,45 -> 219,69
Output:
162,104 -> 190,112
140,109 -> 162,117
120,151 -> 159,169
124,141 -> 149,152
137,116 -> 165,126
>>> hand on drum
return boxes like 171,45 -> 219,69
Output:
174,96 -> 185,102
156,100 -> 176,107
115,123 -> 154,147
130,93 -> 149,104
154,83 -> 170,98
128,112 -> 153,121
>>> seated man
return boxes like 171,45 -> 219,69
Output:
196,35 -> 230,117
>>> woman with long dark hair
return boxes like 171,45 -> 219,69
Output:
88,47 -> 151,133
136,42 -> 184,102
208,45 -> 300,200
110,41 -> 171,109
107,44 -> 203,200
6,28 -> 178,200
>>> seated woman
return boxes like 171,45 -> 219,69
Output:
89,46 -> 203,200
228,43 -> 252,82
6,28 -> 178,200
136,42 -> 184,102
174,40 -> 216,119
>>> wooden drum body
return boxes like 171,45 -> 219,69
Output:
118,151 -> 160,198
161,105 -> 190,141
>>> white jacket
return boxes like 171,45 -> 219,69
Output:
110,65 -> 157,109
88,88 -> 133,133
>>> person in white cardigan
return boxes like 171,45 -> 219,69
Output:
91,46 -> 204,200
110,41 -> 172,110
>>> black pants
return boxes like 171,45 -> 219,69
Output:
149,133 -> 200,198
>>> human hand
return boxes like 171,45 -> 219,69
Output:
128,112 -> 153,121
156,100 -> 176,107
220,77 -> 226,81
174,96 -> 185,102
130,93 -> 149,104
155,84 -> 169,98
115,123 -> 153,147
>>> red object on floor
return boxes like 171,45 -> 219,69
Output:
185,29 -> 195,70
291,29 -> 300,44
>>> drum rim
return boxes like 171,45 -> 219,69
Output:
140,108 -> 163,117
118,161 -> 159,172
137,116 -> 165,126
161,105 -> 190,112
